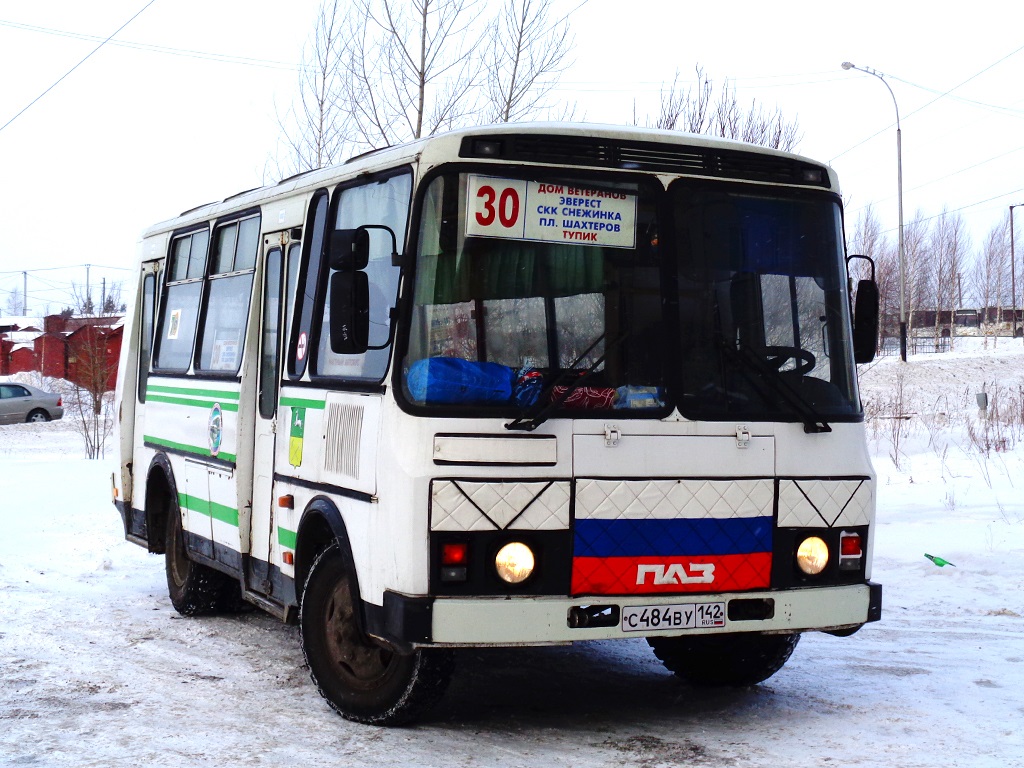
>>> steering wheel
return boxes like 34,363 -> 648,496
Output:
764,346 -> 815,376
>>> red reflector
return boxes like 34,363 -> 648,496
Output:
841,534 -> 862,557
441,542 -> 468,566
282,551 -> 294,565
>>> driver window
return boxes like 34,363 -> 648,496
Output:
313,170 -> 411,382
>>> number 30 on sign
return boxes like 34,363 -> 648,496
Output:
467,176 -> 528,236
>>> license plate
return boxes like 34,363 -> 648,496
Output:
621,602 -> 726,632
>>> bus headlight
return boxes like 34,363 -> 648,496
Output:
494,542 -> 535,584
796,536 -> 830,575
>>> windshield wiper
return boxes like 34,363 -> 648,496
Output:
505,332 -> 625,432
714,336 -> 832,434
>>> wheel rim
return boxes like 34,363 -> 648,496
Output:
321,574 -> 395,689
168,518 -> 190,589
28,412 -> 47,423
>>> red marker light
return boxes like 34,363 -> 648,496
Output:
840,533 -> 863,557
441,542 -> 468,566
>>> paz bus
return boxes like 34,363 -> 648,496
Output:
112,123 -> 882,725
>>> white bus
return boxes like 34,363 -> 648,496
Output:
113,123 -> 882,725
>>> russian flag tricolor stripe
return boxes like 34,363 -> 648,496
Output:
571,516 -> 774,596
574,517 -> 773,558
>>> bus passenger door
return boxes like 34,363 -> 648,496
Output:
247,234 -> 296,597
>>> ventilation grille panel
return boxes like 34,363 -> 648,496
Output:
459,134 -> 829,187
323,402 -> 364,478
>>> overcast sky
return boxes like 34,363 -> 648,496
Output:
1,0 -> 1022,314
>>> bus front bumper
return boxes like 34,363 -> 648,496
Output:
372,582 -> 881,650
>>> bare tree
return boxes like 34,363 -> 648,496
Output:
71,282 -> 95,316
279,0 -> 587,169
70,280 -> 123,317
483,0 -> 574,123
902,210 -> 929,345
972,218 -> 1009,343
340,0 -> 485,151
926,209 -> 970,350
655,67 -> 712,133
850,205 -> 898,351
653,66 -> 802,151
5,288 -> 25,316
62,281 -> 122,457
67,326 -> 118,458
275,0 -> 352,175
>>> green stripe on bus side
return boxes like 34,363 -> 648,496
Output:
144,435 -> 237,464
278,527 -> 297,550
148,384 -> 241,400
147,394 -> 240,412
178,492 -> 240,527
279,396 -> 326,410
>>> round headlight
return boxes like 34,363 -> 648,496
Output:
494,542 -> 535,584
796,536 -> 830,575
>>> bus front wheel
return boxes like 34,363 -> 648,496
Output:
165,503 -> 236,616
300,542 -> 453,726
647,632 -> 799,687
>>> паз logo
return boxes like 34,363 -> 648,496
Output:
636,562 -> 715,586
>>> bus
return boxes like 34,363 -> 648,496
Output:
113,123 -> 882,725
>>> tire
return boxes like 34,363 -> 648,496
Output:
26,409 -> 50,423
648,632 -> 800,687
300,542 -> 453,726
165,502 -> 235,617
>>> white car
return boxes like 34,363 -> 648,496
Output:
0,383 -> 64,424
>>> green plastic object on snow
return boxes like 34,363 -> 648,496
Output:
924,553 -> 956,567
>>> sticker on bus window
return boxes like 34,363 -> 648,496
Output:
465,175 -> 637,249
167,309 -> 181,340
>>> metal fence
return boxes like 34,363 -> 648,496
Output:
877,335 -> 951,356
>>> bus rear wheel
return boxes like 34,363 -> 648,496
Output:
647,632 -> 800,687
300,542 -> 453,726
165,502 -> 235,616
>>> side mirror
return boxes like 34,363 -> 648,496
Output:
329,271 -> 369,354
852,279 -> 879,363
329,228 -> 370,271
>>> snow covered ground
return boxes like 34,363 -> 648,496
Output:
2,340 -> 1023,768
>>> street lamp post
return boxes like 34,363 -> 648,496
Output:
1011,204 -> 1023,341
842,61 -> 907,361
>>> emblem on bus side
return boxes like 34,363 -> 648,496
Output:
289,406 -> 305,468
208,403 -> 223,457
636,562 -> 715,586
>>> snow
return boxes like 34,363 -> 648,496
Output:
2,341 -> 1023,767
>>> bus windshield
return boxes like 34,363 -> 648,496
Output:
670,181 -> 860,422
400,170 -> 860,422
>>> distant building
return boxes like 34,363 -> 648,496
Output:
0,314 -> 123,388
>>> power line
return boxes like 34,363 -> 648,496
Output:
0,264 -> 133,276
831,41 -> 1024,163
0,0 -> 159,135
0,18 -> 302,71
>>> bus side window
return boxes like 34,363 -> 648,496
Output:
259,247 -> 284,419
153,228 -> 209,372
313,170 -> 411,382
195,214 -> 260,375
137,270 -> 157,402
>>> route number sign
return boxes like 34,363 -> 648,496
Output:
465,175 -> 636,249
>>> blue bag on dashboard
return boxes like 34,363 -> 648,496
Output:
407,357 -> 515,404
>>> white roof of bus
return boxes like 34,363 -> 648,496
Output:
141,122 -> 835,239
